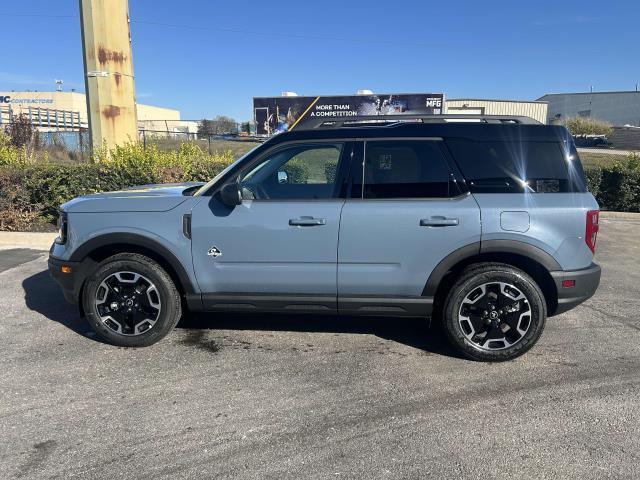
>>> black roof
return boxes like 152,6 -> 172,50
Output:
265,122 -> 570,146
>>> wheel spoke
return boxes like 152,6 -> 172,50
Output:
95,271 -> 161,337
481,325 -> 503,346
458,280 -> 532,351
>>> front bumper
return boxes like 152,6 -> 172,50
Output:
48,255 -> 88,305
550,263 -> 601,316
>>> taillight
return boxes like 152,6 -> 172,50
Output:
585,210 -> 599,253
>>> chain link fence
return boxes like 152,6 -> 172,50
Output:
138,128 -> 263,159
3,116 -> 638,168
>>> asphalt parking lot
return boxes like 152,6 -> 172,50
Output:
1,218 -> 639,479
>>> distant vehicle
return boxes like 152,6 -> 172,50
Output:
49,115 -> 601,362
573,134 -> 613,148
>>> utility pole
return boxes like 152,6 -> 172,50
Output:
79,0 -> 137,151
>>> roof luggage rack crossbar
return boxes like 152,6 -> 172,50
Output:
295,114 -> 541,130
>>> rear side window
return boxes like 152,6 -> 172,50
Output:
353,140 -> 454,198
446,139 -> 587,193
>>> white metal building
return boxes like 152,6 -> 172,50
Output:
446,98 -> 548,124
537,91 -> 640,127
0,90 -> 183,131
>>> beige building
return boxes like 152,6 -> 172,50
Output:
0,90 -> 182,131
446,98 -> 548,124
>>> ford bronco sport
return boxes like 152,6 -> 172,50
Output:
49,115 -> 601,361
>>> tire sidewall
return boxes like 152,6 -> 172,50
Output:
444,267 -> 546,361
83,256 -> 180,347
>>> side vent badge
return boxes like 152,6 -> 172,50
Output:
207,246 -> 222,258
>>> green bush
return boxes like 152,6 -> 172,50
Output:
282,159 -> 310,184
325,160 -> 338,184
585,154 -> 640,212
1,140 -> 639,231
564,116 -> 613,137
0,141 -> 236,230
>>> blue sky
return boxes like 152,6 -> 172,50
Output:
1,0 -> 639,120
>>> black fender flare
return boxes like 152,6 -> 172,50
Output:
69,232 -> 198,295
422,240 -> 561,298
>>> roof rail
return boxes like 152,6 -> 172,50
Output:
294,114 -> 541,130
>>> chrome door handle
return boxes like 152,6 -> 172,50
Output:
420,217 -> 459,227
289,216 -> 327,226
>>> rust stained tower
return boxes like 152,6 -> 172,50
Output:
79,0 -> 138,150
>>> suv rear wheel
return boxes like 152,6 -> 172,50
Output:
443,263 -> 547,361
82,253 -> 182,347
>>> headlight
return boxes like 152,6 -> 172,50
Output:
55,211 -> 68,245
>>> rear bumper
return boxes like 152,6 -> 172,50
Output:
550,263 -> 601,316
48,255 -> 89,305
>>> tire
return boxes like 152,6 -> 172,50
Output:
82,253 -> 182,347
442,263 -> 547,362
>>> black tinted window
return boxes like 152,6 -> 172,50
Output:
354,140 -> 453,198
446,139 -> 587,193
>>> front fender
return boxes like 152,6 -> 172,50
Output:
68,229 -> 198,296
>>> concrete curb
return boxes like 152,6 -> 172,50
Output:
0,232 -> 57,251
600,211 -> 640,220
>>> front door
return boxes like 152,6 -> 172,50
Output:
338,139 -> 481,316
191,141 -> 350,312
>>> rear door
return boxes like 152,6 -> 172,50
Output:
338,138 -> 481,316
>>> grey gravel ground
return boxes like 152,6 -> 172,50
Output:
1,218 -> 639,479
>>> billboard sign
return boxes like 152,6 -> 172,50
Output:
253,93 -> 444,135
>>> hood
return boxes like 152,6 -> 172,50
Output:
62,182 -> 205,213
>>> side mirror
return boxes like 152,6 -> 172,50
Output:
220,182 -> 242,206
277,170 -> 289,184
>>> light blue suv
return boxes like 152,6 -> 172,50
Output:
49,116 -> 601,361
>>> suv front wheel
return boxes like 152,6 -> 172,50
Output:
82,253 -> 182,347
443,263 -> 547,362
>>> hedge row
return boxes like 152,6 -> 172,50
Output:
1,144 -> 639,231
0,143 -> 235,230
585,163 -> 640,213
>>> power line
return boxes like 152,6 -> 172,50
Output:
0,13 -> 76,18
130,19 -> 432,47
0,12 -> 431,47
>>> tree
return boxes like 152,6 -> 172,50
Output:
5,114 -> 37,148
198,116 -> 238,137
198,119 -> 215,137
212,115 -> 237,134
564,116 -> 613,137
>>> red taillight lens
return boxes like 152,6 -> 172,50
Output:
585,210 -> 599,253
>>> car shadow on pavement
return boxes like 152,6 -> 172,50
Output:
179,312 -> 460,358
22,270 -> 105,343
23,268 -> 460,357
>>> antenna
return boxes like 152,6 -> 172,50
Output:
55,79 -> 64,92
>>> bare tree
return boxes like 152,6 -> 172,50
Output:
198,116 -> 238,137
5,114 -> 38,148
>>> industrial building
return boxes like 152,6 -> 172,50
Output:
0,90 -> 186,132
446,98 -> 548,124
537,91 -> 640,127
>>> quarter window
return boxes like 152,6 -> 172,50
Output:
446,139 -> 587,193
353,140 -> 454,198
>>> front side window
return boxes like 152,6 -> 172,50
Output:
240,143 -> 342,200
353,140 -> 454,199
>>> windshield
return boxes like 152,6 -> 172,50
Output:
193,143 -> 264,196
